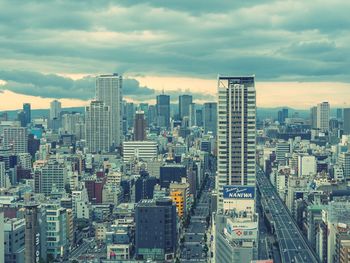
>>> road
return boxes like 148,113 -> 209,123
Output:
179,174 -> 213,262
257,167 -> 320,263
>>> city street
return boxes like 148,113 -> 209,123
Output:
179,174 -> 213,262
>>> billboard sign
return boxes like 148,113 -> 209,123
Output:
223,185 -> 255,199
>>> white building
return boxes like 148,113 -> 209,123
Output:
298,155 -> 317,177
3,127 -> 28,154
85,101 -> 112,153
50,100 -> 61,120
96,74 -> 123,146
72,188 -> 90,219
317,102 -> 330,131
122,141 -> 158,162
217,76 -> 256,210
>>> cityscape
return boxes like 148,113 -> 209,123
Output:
1,74 -> 349,263
0,1 -> 350,263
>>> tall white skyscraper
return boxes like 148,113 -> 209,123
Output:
50,100 -> 62,120
85,101 -> 111,153
216,76 -> 256,209
96,74 -> 122,146
316,102 -> 330,131
3,127 -> 28,154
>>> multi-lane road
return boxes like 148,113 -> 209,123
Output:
257,167 -> 320,263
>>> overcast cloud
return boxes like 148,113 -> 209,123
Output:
0,0 -> 349,101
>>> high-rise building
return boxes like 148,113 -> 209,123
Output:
216,76 -> 256,210
310,106 -> 318,129
156,94 -> 170,128
179,95 -> 193,120
135,199 -> 177,261
3,127 -> 28,154
189,103 -> 196,127
61,113 -> 84,135
147,105 -> 156,126
203,102 -> 217,135
49,100 -> 61,120
96,74 -> 122,146
35,161 -> 67,195
196,108 -> 203,127
85,101 -> 111,153
278,107 -> 288,124
126,102 -> 135,130
343,108 -> 350,135
134,111 -> 146,141
337,108 -> 343,121
23,103 -> 31,126
338,152 -> 350,181
317,102 -> 330,131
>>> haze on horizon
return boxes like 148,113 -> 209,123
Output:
0,0 -> 349,110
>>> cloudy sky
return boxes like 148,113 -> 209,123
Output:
0,0 -> 349,110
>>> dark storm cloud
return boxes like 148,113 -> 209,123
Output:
0,0 -> 349,101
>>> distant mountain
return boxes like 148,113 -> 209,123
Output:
0,107 -> 85,120
0,106 -> 338,121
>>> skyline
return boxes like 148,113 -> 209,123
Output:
1,77 -> 350,111
0,0 -> 350,109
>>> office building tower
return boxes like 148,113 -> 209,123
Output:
278,107 -> 288,124
196,108 -> 203,127
139,103 -> 149,118
126,102 -> 135,130
35,160 -> 67,195
85,101 -> 112,153
317,102 -> 330,131
310,106 -> 318,129
203,102 -> 217,135
49,100 -> 61,120
147,105 -> 156,126
96,74 -> 122,146
179,95 -> 193,120
134,111 -> 146,141
156,94 -> 170,128
4,218 -> 25,263
189,103 -> 196,127
343,108 -> 350,135
61,113 -> 84,135
3,127 -> 28,154
135,199 -> 177,261
17,110 -> 26,127
216,76 -> 256,209
337,108 -> 343,121
23,103 -> 31,125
